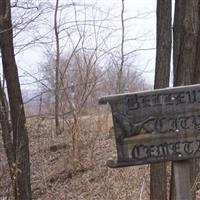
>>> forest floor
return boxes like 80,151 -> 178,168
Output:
1,111 -> 200,199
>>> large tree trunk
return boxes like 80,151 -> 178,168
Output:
173,0 -> 198,86
171,1 -> 199,199
0,1 -> 32,200
150,1 -> 171,200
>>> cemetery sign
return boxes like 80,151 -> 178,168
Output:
99,84 -> 200,168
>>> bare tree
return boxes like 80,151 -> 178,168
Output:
116,0 -> 125,93
54,0 -> 61,135
102,56 -> 147,94
0,0 -> 32,199
150,1 -> 172,200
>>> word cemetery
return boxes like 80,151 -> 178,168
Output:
99,84 -> 200,168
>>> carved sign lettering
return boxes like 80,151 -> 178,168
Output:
99,84 -> 200,167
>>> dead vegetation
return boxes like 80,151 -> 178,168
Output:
5,108 -> 200,199
29,110 -> 151,200
1,108 -> 200,199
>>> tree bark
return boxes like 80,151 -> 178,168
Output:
0,1 -> 32,199
173,0 -> 198,86
154,0 -> 172,89
194,1 -> 200,84
150,1 -> 171,200
171,1 -> 199,199
0,81 -> 14,170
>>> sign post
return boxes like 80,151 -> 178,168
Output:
99,84 -> 200,199
174,160 -> 192,200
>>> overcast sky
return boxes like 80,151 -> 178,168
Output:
16,0 -> 157,89
100,0 -> 157,83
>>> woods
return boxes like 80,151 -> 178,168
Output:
1,0 -> 200,199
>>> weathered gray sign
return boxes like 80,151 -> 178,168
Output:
99,84 -> 200,167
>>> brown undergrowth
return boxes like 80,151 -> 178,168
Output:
29,110 -> 150,200
1,109 -> 200,199
0,109 -> 151,199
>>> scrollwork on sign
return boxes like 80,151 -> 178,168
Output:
112,112 -> 155,138
113,112 -> 200,139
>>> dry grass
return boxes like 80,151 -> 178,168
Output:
1,109 -> 200,199
28,110 -> 150,200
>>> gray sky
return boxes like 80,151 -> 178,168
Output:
15,0 -> 157,89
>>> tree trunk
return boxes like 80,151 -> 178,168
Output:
117,0 -> 125,94
54,0 -> 61,135
0,1 -> 32,199
194,1 -> 200,84
173,0 -> 198,86
171,1 -> 199,199
0,81 -> 15,174
150,1 -> 171,200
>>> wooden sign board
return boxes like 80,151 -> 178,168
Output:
99,84 -> 200,168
